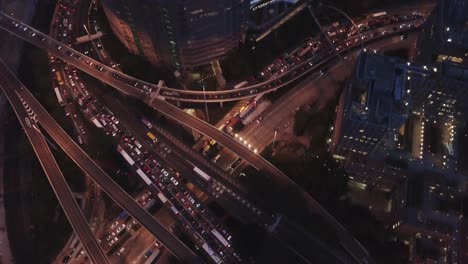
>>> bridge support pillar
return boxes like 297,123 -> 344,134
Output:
155,80 -> 164,94
149,92 -> 159,101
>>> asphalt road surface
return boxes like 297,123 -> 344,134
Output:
0,60 -> 109,264
0,60 -> 203,264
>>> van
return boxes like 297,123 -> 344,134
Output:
134,148 -> 141,155
117,247 -> 125,256
170,177 -> 179,186
212,154 -> 221,163
134,140 -> 142,149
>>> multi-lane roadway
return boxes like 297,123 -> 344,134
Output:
0,10 -> 424,102
0,60 -> 203,264
0,5 -> 431,263
0,60 -> 109,264
0,10 -> 426,264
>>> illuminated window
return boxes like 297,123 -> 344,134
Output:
436,54 -> 463,64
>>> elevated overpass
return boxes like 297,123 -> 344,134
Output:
0,61 -> 109,264
0,12 -> 382,263
75,31 -> 104,45
0,60 -> 203,264
251,0 -> 300,11
0,11 -> 424,103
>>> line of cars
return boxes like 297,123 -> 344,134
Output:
89,190 -> 158,260
48,2 -> 167,263
44,4 -> 426,264
195,10 -> 425,172
1,7 -> 422,103
49,0 -> 94,148
47,2 -> 241,262
116,123 -> 241,263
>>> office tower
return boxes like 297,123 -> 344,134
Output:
416,0 -> 468,69
101,0 -> 249,70
330,53 -> 411,174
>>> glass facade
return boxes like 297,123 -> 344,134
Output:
101,0 -> 249,69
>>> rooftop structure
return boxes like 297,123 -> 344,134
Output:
330,52 -> 411,173
331,18 -> 468,260
101,0 -> 249,70
416,0 -> 468,68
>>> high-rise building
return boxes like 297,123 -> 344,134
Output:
330,52 -> 468,263
101,0 -> 249,70
330,53 -> 411,172
331,51 -> 468,174
416,0 -> 468,69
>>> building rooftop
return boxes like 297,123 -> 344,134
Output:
434,0 -> 468,47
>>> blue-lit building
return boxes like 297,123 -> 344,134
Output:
330,1 -> 468,261
101,0 -> 249,69
330,53 -> 411,174
330,52 -> 468,262
416,0 -> 468,69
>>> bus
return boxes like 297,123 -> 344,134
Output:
91,117 -> 103,128
297,45 -> 312,57
69,235 -> 79,249
118,147 -> 135,165
371,11 -> 387,18
136,169 -> 152,185
201,243 -> 222,264
54,87 -> 64,105
170,206 -> 179,214
193,167 -> 211,181
242,100 -> 270,126
233,81 -> 248,89
239,101 -> 257,119
157,192 -> 168,203
147,132 -> 157,143
239,94 -> 263,119
211,229 -> 230,247
55,71 -> 64,85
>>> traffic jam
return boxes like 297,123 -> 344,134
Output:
6,1 -> 427,263
47,1 -> 240,263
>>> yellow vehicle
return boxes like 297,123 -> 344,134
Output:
55,71 -> 64,85
147,132 -> 157,143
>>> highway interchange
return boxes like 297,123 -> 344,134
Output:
0,61 -> 202,263
0,1 -> 435,263
0,60 -> 109,264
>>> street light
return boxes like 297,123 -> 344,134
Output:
272,129 -> 278,155
307,5 -> 342,60
83,25 -> 103,62
321,4 -> 365,51
202,84 -> 209,122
